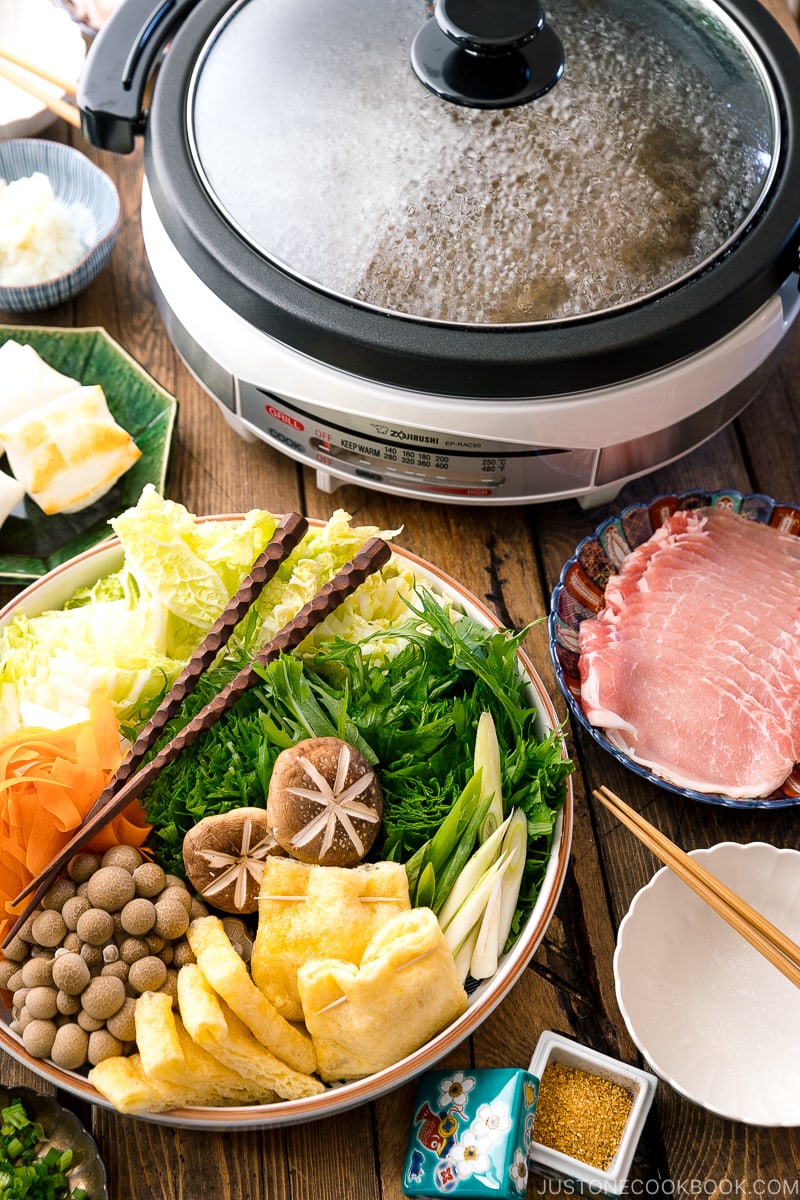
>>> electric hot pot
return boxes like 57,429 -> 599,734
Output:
78,0 -> 800,505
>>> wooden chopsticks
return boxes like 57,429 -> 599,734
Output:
2,534 -> 392,948
0,49 -> 81,130
81,511 -> 308,826
594,785 -> 800,991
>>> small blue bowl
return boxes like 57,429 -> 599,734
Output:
0,139 -> 120,312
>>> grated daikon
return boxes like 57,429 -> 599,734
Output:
0,171 -> 84,287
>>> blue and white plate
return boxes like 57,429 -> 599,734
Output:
549,489 -> 800,809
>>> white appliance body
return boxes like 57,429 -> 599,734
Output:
143,183 -> 800,507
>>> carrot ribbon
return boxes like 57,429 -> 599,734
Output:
0,693 -> 150,942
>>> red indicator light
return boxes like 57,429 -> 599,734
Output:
265,405 -> 304,431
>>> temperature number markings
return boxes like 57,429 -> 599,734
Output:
341,437 -> 450,473
318,434 -> 506,479
381,447 -> 447,471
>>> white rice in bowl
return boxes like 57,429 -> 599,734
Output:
0,171 -> 84,286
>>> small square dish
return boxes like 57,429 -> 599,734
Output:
0,325 -> 177,582
527,1030 -> 656,1195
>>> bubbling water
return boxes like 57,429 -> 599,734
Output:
192,0 -> 774,324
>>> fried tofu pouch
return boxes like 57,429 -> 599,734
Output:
187,913 -> 316,1075
88,991 -> 278,1113
297,907 -> 468,1082
252,858 -> 411,1022
89,1053 -> 226,1114
177,963 -> 325,1101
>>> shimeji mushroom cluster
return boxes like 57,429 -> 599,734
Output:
0,846 -> 208,1070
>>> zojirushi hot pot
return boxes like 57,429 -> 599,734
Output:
79,0 -> 800,505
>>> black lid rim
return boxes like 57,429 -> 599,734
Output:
144,0 -> 800,399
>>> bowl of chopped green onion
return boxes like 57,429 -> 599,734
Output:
0,1086 -> 108,1200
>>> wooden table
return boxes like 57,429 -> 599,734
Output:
2,7 -> 800,1192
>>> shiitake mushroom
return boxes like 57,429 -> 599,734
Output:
182,808 -> 280,914
266,736 -> 383,868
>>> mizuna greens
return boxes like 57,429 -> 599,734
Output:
138,590 -> 572,947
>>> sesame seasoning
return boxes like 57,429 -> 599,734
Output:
533,1061 -> 634,1171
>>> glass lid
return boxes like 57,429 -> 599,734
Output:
187,0 -> 779,327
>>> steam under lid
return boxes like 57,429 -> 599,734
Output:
187,0 -> 779,327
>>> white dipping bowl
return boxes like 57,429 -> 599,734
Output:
614,841 -> 800,1126
0,0 -> 87,140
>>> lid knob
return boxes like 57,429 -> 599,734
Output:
411,0 -> 564,109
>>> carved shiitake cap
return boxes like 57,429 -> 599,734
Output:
267,736 -> 383,868
182,808 -> 280,913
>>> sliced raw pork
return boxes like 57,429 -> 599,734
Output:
579,505 -> 800,797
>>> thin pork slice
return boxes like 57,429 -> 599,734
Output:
580,628 -> 797,796
579,505 -> 800,798
597,588 -> 800,692
582,612 -> 800,734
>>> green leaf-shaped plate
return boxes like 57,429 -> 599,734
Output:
0,325 -> 177,582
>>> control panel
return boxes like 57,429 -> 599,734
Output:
238,384 -> 598,502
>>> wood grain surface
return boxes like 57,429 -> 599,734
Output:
2,5 -> 800,1194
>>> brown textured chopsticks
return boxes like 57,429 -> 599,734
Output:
3,535 -> 392,947
82,510 -> 308,825
594,785 -> 800,991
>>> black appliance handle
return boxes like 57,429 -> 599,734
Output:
78,0 -> 198,153
410,0 -> 564,109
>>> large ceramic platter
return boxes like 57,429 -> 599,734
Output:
0,523 -> 573,1129
0,327 -> 177,583
549,488 -> 800,809
614,842 -> 800,1126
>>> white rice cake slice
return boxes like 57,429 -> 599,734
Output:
0,383 -> 141,515
0,341 -> 79,440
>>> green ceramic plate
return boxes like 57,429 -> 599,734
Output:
0,325 -> 177,582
